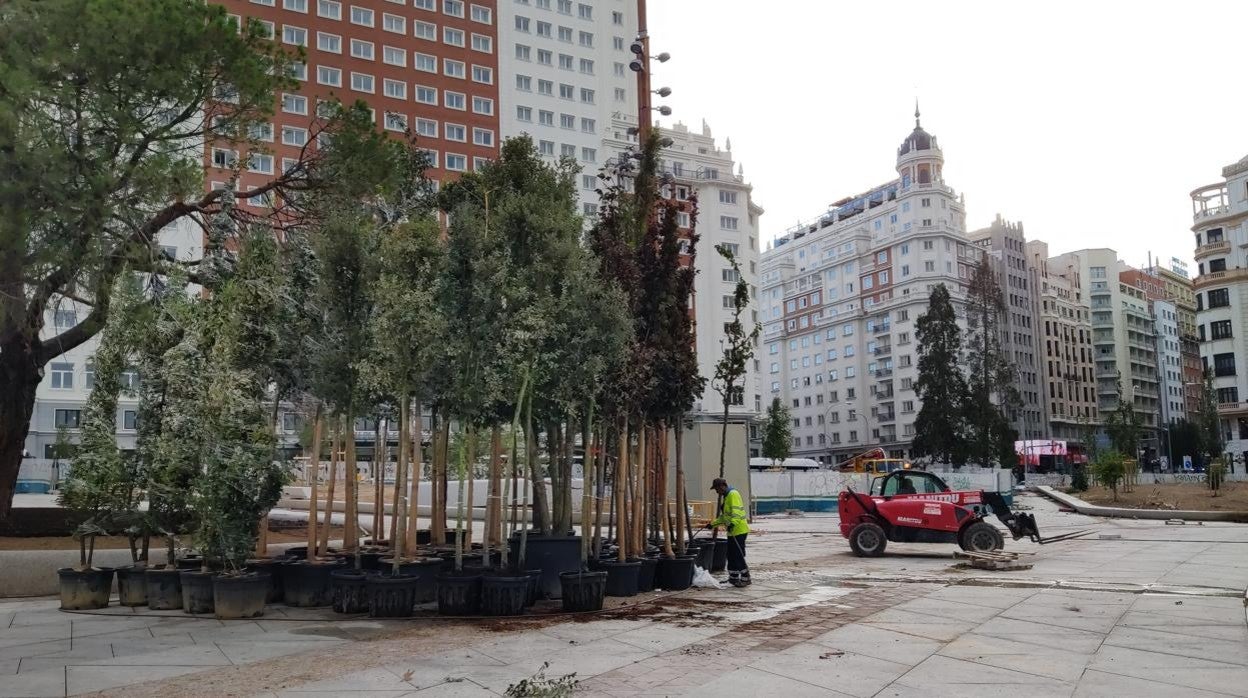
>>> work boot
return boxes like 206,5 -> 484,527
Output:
741,571 -> 752,587
728,572 -> 744,588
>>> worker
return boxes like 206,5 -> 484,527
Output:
897,476 -> 917,495
706,478 -> 751,587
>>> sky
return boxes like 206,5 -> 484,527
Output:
647,0 -> 1248,273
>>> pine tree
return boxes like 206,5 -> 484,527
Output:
761,398 -> 792,466
913,284 -> 970,465
963,258 -> 1021,466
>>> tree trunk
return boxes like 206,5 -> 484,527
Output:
0,339 -> 41,520
525,400 -> 549,534
719,385 -> 732,478
320,416 -> 340,556
454,425 -> 470,571
372,416 -> 385,544
675,421 -> 687,555
344,412 -> 358,553
562,416 -> 575,535
430,408 -> 445,545
579,404 -> 594,567
307,405 -> 323,560
592,422 -> 607,558
659,423 -> 674,557
547,422 -> 562,534
464,432 -> 476,548
634,424 -> 646,556
406,402 -> 422,555
616,415 -> 628,562
393,394 -> 409,571
488,425 -> 502,549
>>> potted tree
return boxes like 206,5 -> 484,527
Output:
56,277 -> 142,610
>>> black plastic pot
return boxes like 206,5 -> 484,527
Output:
480,573 -> 529,616
654,556 -> 695,591
283,546 -> 308,561
587,558 -> 607,572
712,539 -> 727,573
330,569 -> 371,614
357,550 -> 387,571
174,556 -> 204,571
145,566 -> 183,610
115,565 -> 148,607
57,567 -> 114,610
179,570 -> 216,614
601,559 -> 641,597
508,534 -> 582,600
436,572 -> 482,616
559,571 -> 607,612
213,572 -> 268,619
636,557 -> 658,593
246,557 -> 288,603
281,559 -> 343,607
363,539 -> 389,547
366,574 -> 420,618
522,569 -> 543,606
416,529 -> 432,546
691,542 -> 714,571
379,557 -> 443,603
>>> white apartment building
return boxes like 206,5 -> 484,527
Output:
1191,154 -> 1248,466
1064,249 -> 1161,457
1153,299 -> 1185,428
759,112 -> 979,463
497,0 -> 639,217
602,116 -> 764,430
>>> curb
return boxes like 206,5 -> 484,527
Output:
1034,486 -> 1248,523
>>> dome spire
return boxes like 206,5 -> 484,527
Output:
915,98 -> 921,128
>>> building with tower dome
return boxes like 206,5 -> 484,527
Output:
759,108 -> 986,463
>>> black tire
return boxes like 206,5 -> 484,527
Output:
960,521 -> 1005,552
849,522 -> 888,557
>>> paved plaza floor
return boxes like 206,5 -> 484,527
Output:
3,493 -> 1247,697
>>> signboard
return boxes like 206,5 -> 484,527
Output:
1015,440 -> 1068,466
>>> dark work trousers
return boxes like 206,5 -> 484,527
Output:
727,533 -> 750,583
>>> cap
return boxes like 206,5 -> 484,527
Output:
710,478 -> 728,491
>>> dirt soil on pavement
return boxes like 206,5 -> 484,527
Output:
1080,482 -> 1248,511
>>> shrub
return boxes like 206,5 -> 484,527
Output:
1090,451 -> 1127,502
1070,468 -> 1088,493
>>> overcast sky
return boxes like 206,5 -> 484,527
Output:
647,1 -> 1248,273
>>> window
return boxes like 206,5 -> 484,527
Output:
55,409 -> 82,428
1211,320 -> 1233,340
445,123 -> 466,141
350,72 -> 374,93
414,21 -> 436,40
1208,288 -> 1230,308
615,87 -> 626,102
349,5 -> 373,26
580,58 -> 594,74
469,128 -> 494,147
560,113 -> 575,129
282,25 -> 307,46
317,0 -> 341,19
445,153 -> 467,171
580,87 -> 595,103
279,126 -> 307,147
516,106 -> 532,122
122,410 -> 138,431
582,175 -> 596,190
577,3 -> 592,19
558,26 -> 573,42
719,190 -> 738,205
383,13 -> 405,33
53,309 -> 78,331
538,79 -> 553,95
414,0 -> 434,7
283,0 -> 307,8
515,44 -> 531,61
471,33 -> 493,52
252,19 -> 275,39
383,79 -> 406,99
1214,352 -> 1237,377
444,91 -> 465,110
317,32 -> 341,52
558,0 -> 571,13
612,10 -> 623,24
539,110 -> 553,126
416,53 -> 437,72
559,54 -> 573,70
470,4 -> 491,23
415,118 -> 438,137
721,216 -> 738,230
420,149 -> 438,167
444,59 -> 465,78
537,21 -> 551,37
248,153 -> 274,174
581,147 -> 595,162
924,261 -> 935,272
537,49 -> 552,65
472,65 -> 493,83
614,62 -> 626,76
443,0 -> 465,18
415,85 -> 437,104
579,30 -> 594,47
51,362 -> 74,389
444,27 -> 465,46
317,65 -> 342,86
516,75 -> 531,91
350,39 -> 374,60
383,46 -> 406,66
539,140 -> 554,156
580,117 -> 595,133
471,96 -> 493,115
211,148 -> 238,168
515,16 -> 530,32
561,143 -> 575,157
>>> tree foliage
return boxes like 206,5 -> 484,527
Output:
712,242 -> 759,476
761,398 -> 792,465
1197,368 -> 1223,460
913,285 -> 969,465
963,258 -> 1020,466
1090,450 -> 1127,502
1105,373 -> 1142,457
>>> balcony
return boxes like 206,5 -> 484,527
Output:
876,410 -> 897,423
1195,240 -> 1231,258
1191,183 -> 1231,223
1218,401 -> 1248,415
874,369 -> 893,378
873,345 -> 892,357
1195,268 -> 1248,290
875,389 -> 895,399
